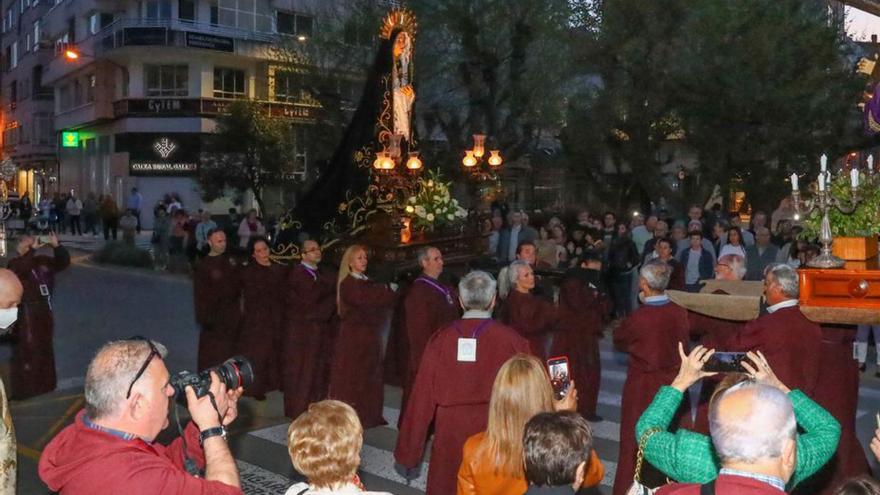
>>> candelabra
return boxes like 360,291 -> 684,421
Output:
791,155 -> 863,269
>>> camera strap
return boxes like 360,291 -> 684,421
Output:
172,403 -> 201,476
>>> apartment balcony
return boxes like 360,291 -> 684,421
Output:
55,100 -> 116,131
44,18 -> 278,86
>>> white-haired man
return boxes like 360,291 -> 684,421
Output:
39,339 -> 244,494
395,271 -> 531,495
714,254 -> 746,281
657,380 -> 798,494
725,264 -> 821,396
612,260 -> 690,495
397,246 -> 460,426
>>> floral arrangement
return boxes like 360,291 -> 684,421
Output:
404,169 -> 468,231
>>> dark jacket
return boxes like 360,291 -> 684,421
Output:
744,244 -> 780,281
678,248 -> 715,284
497,225 -> 539,264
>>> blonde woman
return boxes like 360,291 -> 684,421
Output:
328,245 -> 398,429
286,400 -> 392,494
456,354 -> 604,495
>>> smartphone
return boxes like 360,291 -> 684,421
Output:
547,356 -> 571,400
703,352 -> 749,373
37,235 -> 50,245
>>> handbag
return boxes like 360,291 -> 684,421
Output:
626,427 -> 662,495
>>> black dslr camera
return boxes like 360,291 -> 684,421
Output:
170,356 -> 254,402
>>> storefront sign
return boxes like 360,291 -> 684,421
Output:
114,98 -> 318,123
185,32 -> 234,52
121,134 -> 200,177
123,27 -> 168,46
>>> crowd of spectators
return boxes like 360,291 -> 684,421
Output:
483,199 -> 822,317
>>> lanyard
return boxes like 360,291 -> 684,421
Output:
415,276 -> 454,305
301,264 -> 318,281
455,319 -> 492,339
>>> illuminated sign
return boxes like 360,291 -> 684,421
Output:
128,135 -> 198,176
61,132 -> 79,148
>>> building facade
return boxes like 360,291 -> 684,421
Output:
1,0 -> 57,202
0,0 -> 372,229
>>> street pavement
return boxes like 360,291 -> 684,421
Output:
6,259 -> 880,494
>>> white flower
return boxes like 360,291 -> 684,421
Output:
408,197 -> 416,204
405,205 -> 415,213
447,214 -> 455,221
415,205 -> 426,217
426,213 -> 435,221
456,208 -> 467,218
427,180 -> 434,187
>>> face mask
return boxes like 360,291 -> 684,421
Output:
0,306 -> 17,331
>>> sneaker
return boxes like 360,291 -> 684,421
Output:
874,370 -> 880,379
860,363 -> 867,372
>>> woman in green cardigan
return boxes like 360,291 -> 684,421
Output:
636,343 -> 840,489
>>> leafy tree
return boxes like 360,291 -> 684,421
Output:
564,0 -> 687,211
198,101 -> 296,214
669,0 -> 865,213
408,0 -> 579,179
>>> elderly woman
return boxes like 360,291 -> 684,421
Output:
636,344 -> 840,490
286,400 -> 391,494
499,260 -> 557,360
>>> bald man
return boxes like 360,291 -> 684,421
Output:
0,268 -> 21,492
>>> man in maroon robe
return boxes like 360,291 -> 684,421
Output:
553,254 -> 608,421
192,229 -> 242,371
613,259 -> 690,495
395,270 -> 531,495
723,263 -> 822,396
792,325 -> 868,495
282,240 -> 337,419
397,246 -> 459,426
7,232 -> 70,399
500,260 -> 557,359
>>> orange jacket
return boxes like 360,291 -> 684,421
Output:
456,431 -> 605,495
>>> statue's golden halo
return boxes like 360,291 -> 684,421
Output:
380,9 -> 418,40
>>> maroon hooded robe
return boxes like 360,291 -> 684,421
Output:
328,275 -> 397,429
282,263 -> 337,419
723,304 -> 822,396
500,289 -> 558,359
238,261 -> 288,398
8,245 -> 70,399
192,253 -> 242,370
612,296 -> 690,495
397,275 -> 460,426
395,317 -> 531,495
792,325 -> 869,495
552,270 -> 609,418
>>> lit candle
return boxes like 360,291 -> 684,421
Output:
851,168 -> 859,188
869,155 -> 874,172
790,173 -> 798,191
820,154 -> 827,173
819,174 -> 825,191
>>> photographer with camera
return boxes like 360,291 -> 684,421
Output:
39,338 -> 245,494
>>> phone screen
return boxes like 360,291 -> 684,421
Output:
703,352 -> 748,373
547,356 -> 571,400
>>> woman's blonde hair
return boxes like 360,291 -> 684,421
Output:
478,354 -> 555,478
337,244 -> 366,316
287,400 -> 363,489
